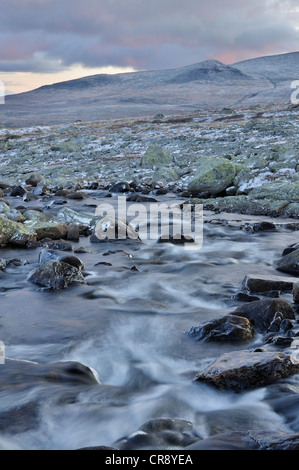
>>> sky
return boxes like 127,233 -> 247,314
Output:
0,0 -> 298,95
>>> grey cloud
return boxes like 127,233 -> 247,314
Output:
0,0 -> 298,73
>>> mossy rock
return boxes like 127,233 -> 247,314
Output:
140,145 -> 174,168
188,157 -> 236,196
249,182 -> 299,204
23,210 -> 67,240
0,215 -> 37,246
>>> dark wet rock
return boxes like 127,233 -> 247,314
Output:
188,157 -> 235,196
185,430 -> 299,450
275,249 -> 299,275
231,292 -> 260,302
186,315 -> 254,343
109,181 -> 131,193
66,191 -> 87,200
25,173 -> 44,187
231,299 -> 295,332
23,191 -> 39,202
242,274 -> 297,294
26,238 -> 74,251
23,210 -> 67,240
0,358 -> 99,388
38,248 -> 85,270
282,243 -> 299,256
74,247 -> 90,254
0,215 -> 37,246
195,350 -> 299,391
280,319 -> 294,332
10,185 -> 26,197
244,221 -> 276,233
126,193 -> 158,202
66,223 -> 80,242
293,283 -> 299,303
157,234 -> 195,245
28,259 -> 86,290
268,336 -> 294,347
268,312 -> 283,332
115,418 -> 199,450
197,406 -> 284,438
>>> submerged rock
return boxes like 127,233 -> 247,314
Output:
275,249 -> 299,275
188,157 -> 235,196
195,350 -> 299,391
185,430 -> 299,450
231,299 -> 295,332
28,259 -> 86,290
186,315 -> 254,343
115,418 -> 198,450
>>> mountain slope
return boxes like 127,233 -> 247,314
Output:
0,53 -> 297,127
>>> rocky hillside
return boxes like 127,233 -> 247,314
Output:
0,52 -> 297,127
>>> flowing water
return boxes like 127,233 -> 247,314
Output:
0,193 -> 298,450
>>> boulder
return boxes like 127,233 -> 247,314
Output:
195,350 -> 299,391
186,315 -> 254,343
28,260 -> 86,290
0,215 -> 37,246
23,210 -> 67,240
275,249 -> 299,275
25,173 -> 43,187
231,299 -> 295,332
242,274 -> 297,294
140,145 -> 174,168
188,157 -> 235,196
38,249 -> 85,270
66,223 -> 80,242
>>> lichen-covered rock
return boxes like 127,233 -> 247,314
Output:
140,145 -> 174,168
186,315 -> 254,343
249,182 -> 299,203
231,299 -> 295,332
188,157 -> 235,196
275,249 -> 299,275
195,350 -> 299,391
28,260 -> 86,290
0,215 -> 37,246
23,210 -> 67,240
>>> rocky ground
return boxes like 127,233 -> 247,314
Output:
0,102 -> 299,450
